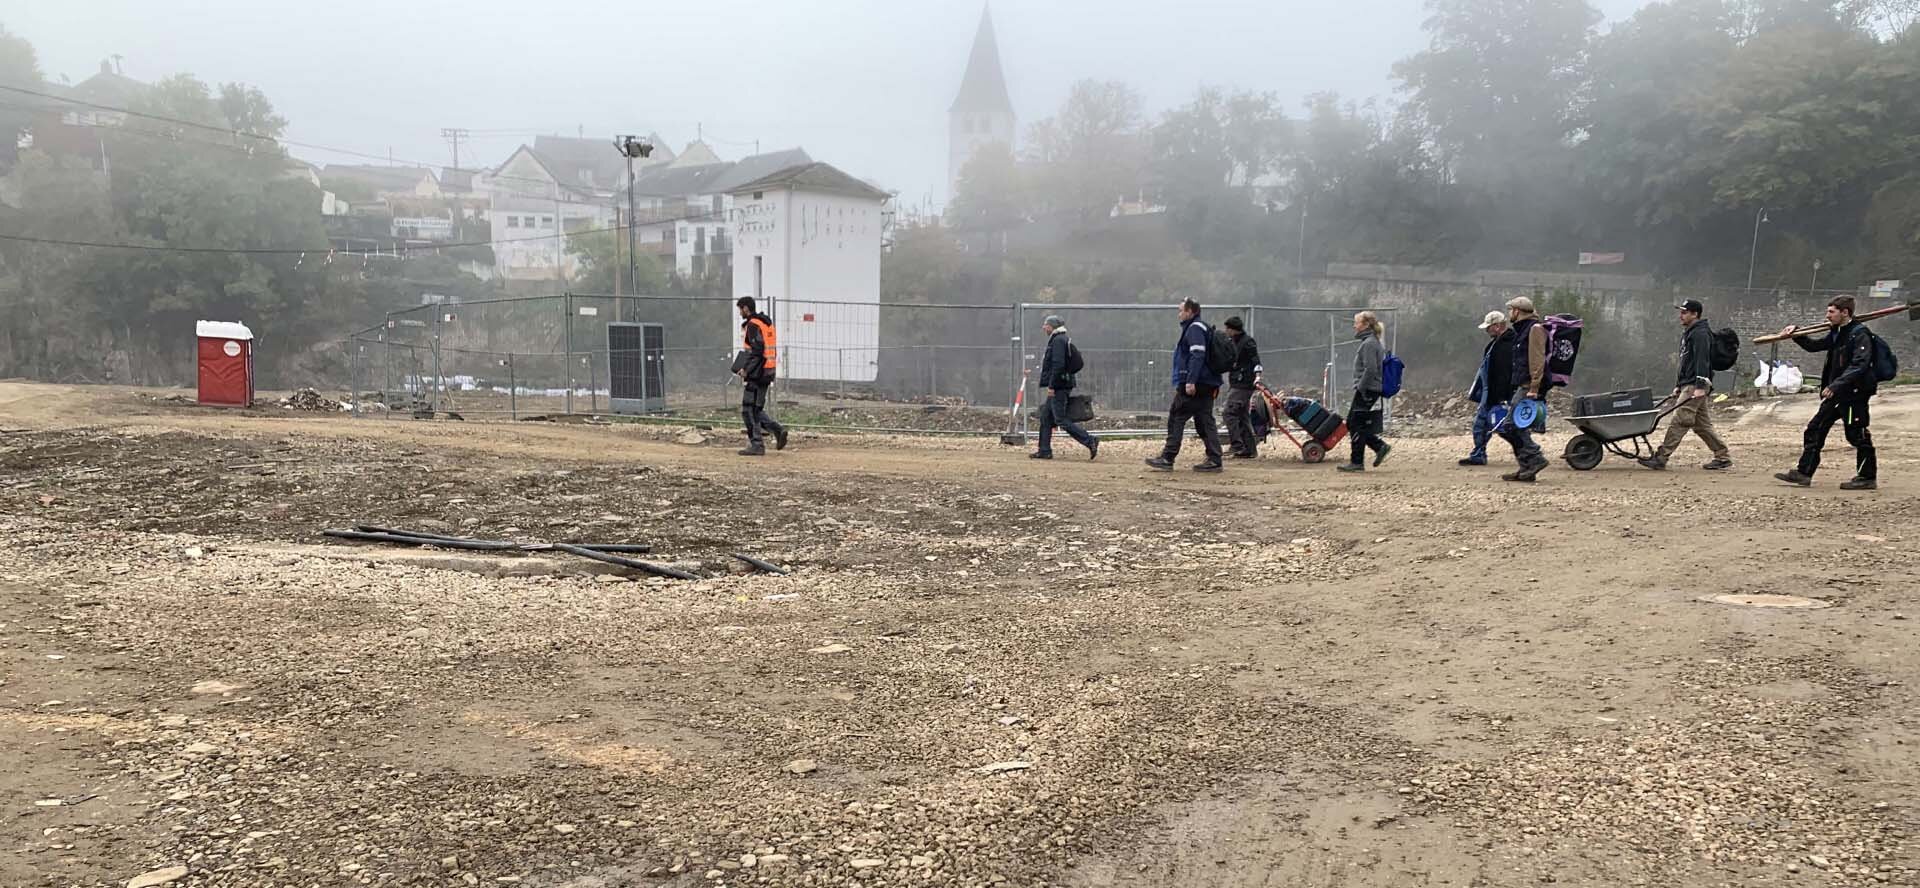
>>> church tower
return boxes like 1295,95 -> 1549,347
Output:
948,6 -> 1016,202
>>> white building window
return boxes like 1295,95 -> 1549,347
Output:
541,215 -> 554,227
679,228 -> 688,243
507,216 -> 520,228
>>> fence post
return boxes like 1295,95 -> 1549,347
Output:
589,352 -> 599,414
564,292 -> 574,415
1326,314 -> 1337,406
1384,311 -> 1397,429
349,341 -> 361,419
838,349 -> 846,401
507,353 -> 516,420
930,347 -> 938,400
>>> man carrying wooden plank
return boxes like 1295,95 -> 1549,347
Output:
1774,296 -> 1880,490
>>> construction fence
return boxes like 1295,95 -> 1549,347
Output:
341,294 -> 1395,433
337,287 -> 1914,432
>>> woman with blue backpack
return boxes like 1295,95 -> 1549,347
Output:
1338,311 -> 1393,472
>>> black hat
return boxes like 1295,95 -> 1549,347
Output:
1223,316 -> 1244,332
1674,299 -> 1704,314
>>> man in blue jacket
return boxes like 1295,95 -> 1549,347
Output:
1145,298 -> 1225,472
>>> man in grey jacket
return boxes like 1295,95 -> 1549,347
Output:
1639,299 -> 1732,471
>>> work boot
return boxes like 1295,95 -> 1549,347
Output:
1774,470 -> 1813,487
1373,442 -> 1394,467
1088,438 -> 1100,461
1839,476 -> 1878,490
1336,462 -> 1365,473
1702,457 -> 1732,471
1230,451 -> 1257,459
1504,458 -> 1546,483
1458,457 -> 1487,466
1144,456 -> 1174,471
773,426 -> 789,451
1192,461 -> 1223,473
1030,452 -> 1053,460
1637,456 -> 1668,471
738,445 -> 766,457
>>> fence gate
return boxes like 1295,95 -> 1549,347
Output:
609,322 -> 667,414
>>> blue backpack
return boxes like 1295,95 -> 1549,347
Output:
1381,353 -> 1406,398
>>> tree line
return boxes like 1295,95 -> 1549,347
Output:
0,25 -> 672,388
944,0 -> 1920,291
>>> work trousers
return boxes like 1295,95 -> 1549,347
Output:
1161,386 -> 1223,464
1797,396 -> 1875,480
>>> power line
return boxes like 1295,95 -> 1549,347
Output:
0,205 -> 723,255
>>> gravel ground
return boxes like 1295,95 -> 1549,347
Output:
1,382 -> 1917,887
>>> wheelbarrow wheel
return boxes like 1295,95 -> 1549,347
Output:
1301,442 -> 1327,464
1564,434 -> 1604,471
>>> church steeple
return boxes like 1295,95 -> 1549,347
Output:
947,5 -> 1016,202
950,7 -> 1013,115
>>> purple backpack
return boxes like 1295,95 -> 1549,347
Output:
1539,314 -> 1584,387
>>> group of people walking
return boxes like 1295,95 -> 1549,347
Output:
734,292 -> 1886,490
1460,293 -> 1880,488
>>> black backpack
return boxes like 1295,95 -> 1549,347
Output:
1870,330 -> 1899,382
1204,324 -> 1237,375
1063,339 -> 1085,374
1708,324 -> 1740,372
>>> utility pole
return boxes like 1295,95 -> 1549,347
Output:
1296,194 -> 1309,279
441,127 -> 469,170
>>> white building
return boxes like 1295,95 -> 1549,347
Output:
627,147 -> 813,278
728,162 -> 892,382
484,135 -> 673,282
948,7 -> 1016,202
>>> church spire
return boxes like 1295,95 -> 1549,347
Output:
950,6 -> 1013,115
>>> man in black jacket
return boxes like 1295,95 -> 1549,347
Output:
1776,296 -> 1878,489
1640,299 -> 1732,471
1462,311 -> 1515,465
1221,316 -> 1263,458
1032,315 -> 1099,460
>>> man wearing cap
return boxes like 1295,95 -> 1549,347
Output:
1221,316 -> 1264,459
1640,300 -> 1732,471
1497,296 -> 1551,482
1033,314 -> 1099,460
1462,310 -> 1515,466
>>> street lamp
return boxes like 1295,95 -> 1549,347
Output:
1746,207 -> 1770,290
1810,258 -> 1822,295
613,135 -> 655,311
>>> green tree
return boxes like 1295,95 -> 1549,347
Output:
946,141 -> 1027,242
0,24 -> 42,172
1023,79 -> 1148,223
566,228 -> 665,293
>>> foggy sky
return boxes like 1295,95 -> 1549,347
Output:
8,0 -> 1650,210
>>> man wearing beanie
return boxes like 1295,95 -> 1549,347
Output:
1033,314 -> 1099,460
1221,316 -> 1263,458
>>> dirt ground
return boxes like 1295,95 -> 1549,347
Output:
2,380 -> 1916,888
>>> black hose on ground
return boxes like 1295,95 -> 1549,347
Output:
730,553 -> 788,575
321,529 -> 520,551
569,543 -> 653,554
552,543 -> 699,580
352,524 -> 478,542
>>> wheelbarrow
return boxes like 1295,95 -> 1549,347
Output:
1561,393 -> 1682,470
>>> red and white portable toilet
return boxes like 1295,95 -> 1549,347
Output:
195,320 -> 255,407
